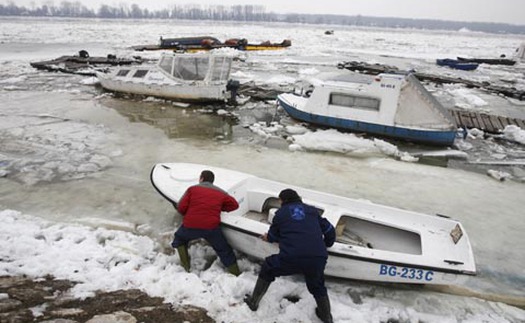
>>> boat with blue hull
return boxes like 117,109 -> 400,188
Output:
277,73 -> 458,146
436,58 -> 479,71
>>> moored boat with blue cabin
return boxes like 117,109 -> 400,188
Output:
277,73 -> 458,146
151,163 -> 476,285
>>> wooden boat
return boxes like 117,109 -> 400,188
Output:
30,50 -> 144,76
436,59 -> 479,71
131,36 -> 291,52
150,163 -> 477,285
277,73 -> 458,146
457,57 -> 516,66
96,52 -> 238,103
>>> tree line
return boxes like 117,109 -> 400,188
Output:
0,2 -> 274,21
1,2 -> 524,34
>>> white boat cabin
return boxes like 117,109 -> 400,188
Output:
97,52 -> 236,102
115,53 -> 233,83
292,73 -> 455,131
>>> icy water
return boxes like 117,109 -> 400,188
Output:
1,17 -> 525,316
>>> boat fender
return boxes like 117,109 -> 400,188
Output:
201,38 -> 218,48
225,38 -> 240,46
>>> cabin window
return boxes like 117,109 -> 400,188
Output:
329,93 -> 380,111
116,69 -> 130,77
210,57 -> 232,81
132,70 -> 148,78
172,56 -> 209,81
159,56 -> 173,74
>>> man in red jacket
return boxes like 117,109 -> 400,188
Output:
171,170 -> 241,276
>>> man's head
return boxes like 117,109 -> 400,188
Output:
279,188 -> 302,205
200,170 -> 215,183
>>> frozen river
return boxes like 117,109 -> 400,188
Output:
1,17 -> 525,322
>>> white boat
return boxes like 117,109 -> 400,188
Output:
277,73 -> 458,146
151,163 -> 476,285
96,52 -> 237,102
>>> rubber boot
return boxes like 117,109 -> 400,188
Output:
226,262 -> 241,276
315,296 -> 333,323
176,245 -> 191,272
244,277 -> 271,311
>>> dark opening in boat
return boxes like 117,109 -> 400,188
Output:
335,215 -> 422,255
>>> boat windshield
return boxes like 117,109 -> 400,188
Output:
159,56 -> 173,74
172,56 -> 209,81
210,56 -> 232,81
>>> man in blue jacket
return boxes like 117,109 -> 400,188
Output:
245,189 -> 336,323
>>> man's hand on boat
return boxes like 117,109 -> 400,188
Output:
260,233 -> 269,242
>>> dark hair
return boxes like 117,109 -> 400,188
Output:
200,170 -> 215,183
279,188 -> 302,205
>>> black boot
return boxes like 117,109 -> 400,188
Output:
244,277 -> 271,311
315,296 -> 333,323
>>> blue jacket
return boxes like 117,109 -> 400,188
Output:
267,202 -> 336,258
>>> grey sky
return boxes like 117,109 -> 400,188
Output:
8,0 -> 525,25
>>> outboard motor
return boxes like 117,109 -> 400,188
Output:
226,79 -> 240,105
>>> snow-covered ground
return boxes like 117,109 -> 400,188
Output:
2,209 -> 524,323
1,17 -> 525,322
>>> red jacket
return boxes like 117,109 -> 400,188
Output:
177,182 -> 239,229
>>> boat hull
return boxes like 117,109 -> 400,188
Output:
457,57 -> 516,66
436,59 -> 479,71
98,75 -> 228,102
277,96 -> 457,146
221,222 -> 468,285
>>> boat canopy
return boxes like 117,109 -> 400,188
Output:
395,74 -> 456,130
157,53 -> 232,82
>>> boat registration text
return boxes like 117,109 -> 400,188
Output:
379,264 -> 434,281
